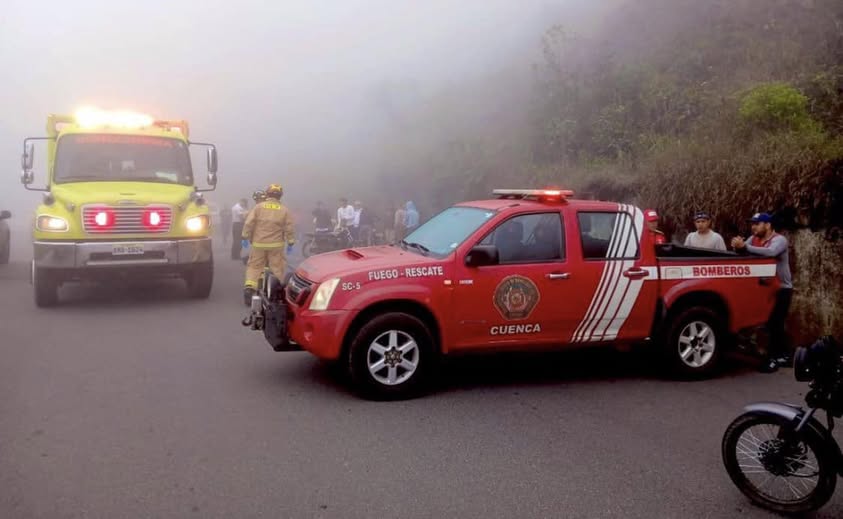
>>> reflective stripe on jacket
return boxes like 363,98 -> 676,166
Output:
242,200 -> 295,249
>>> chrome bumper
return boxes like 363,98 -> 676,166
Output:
33,238 -> 212,268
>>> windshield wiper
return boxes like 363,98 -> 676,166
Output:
400,240 -> 430,256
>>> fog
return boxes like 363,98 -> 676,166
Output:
0,0 -> 609,224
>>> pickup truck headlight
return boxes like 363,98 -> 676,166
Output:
309,278 -> 340,311
36,215 -> 69,232
185,215 -> 209,232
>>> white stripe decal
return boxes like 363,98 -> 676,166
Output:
580,205 -> 632,342
587,209 -> 635,340
603,207 -> 646,340
572,203 -> 624,342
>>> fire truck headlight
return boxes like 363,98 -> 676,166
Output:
36,215 -> 69,232
309,278 -> 340,311
185,215 -> 209,232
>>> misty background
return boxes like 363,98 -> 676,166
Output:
0,0 -> 606,220
1,0 -> 841,338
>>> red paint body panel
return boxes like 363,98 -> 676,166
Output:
285,197 -> 779,360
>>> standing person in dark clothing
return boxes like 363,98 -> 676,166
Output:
220,202 -> 232,247
312,201 -> 332,232
731,212 -> 793,373
393,204 -> 407,243
231,198 -> 249,260
357,202 -> 375,246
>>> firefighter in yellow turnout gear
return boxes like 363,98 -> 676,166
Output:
242,184 -> 295,305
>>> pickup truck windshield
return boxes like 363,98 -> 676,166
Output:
54,134 -> 193,185
403,206 -> 495,256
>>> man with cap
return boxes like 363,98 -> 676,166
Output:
731,212 -> 793,372
684,211 -> 726,251
644,209 -> 666,245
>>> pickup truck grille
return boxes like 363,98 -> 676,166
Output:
82,205 -> 173,234
286,273 -> 313,305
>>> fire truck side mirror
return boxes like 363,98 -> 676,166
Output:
207,147 -> 218,174
465,245 -> 499,267
21,143 -> 35,174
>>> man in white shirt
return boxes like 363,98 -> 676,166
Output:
351,200 -> 363,241
684,211 -> 726,251
231,198 -> 249,259
336,198 -> 355,230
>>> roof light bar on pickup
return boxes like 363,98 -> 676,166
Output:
492,188 -> 575,200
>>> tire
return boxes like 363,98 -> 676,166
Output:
722,412 -> 837,515
347,312 -> 437,400
0,232 -> 9,264
661,306 -> 725,377
186,261 -> 214,299
33,263 -> 59,307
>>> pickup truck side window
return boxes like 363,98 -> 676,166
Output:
578,212 -> 640,260
480,212 -> 565,263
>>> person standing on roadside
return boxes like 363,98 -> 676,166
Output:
731,212 -> 793,373
685,211 -> 727,251
220,202 -> 232,247
231,198 -> 249,260
644,208 -> 666,245
242,184 -> 295,306
336,198 -> 355,231
394,204 -> 407,243
312,201 -> 332,232
404,201 -> 419,235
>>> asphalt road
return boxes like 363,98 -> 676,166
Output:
1,238 -> 841,519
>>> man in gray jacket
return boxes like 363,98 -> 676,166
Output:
731,212 -> 793,372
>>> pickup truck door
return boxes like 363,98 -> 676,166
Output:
451,210 -> 574,349
567,206 -> 659,344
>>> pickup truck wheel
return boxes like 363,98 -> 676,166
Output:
663,306 -> 725,377
186,261 -> 214,299
348,313 -> 435,400
33,263 -> 59,307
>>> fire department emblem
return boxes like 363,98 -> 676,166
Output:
493,275 -> 540,320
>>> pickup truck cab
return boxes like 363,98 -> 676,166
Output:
247,189 -> 779,399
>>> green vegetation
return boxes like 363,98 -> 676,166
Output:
369,0 -> 843,336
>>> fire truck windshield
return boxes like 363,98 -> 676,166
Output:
54,134 -> 193,185
402,206 -> 495,256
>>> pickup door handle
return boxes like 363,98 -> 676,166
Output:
623,268 -> 649,279
546,272 -> 570,280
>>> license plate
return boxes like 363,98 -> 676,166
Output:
112,244 -> 144,256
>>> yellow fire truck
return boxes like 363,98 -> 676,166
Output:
21,108 -> 219,306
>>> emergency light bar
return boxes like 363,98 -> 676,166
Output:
493,188 -> 575,201
46,111 -> 190,138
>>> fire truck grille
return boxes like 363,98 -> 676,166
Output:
82,206 -> 173,234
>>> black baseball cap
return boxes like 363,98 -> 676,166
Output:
694,211 -> 711,221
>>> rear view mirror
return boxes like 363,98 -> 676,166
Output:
0,210 -> 11,220
465,245 -> 499,267
22,143 -> 35,172
207,172 -> 217,187
21,170 -> 34,186
207,147 -> 218,174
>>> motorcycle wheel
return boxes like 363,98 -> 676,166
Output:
722,412 -> 837,514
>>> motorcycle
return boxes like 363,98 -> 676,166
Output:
301,228 -> 353,258
722,336 -> 843,515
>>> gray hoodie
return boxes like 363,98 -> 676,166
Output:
744,233 -> 792,289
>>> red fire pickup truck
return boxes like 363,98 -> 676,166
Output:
245,189 -> 779,399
